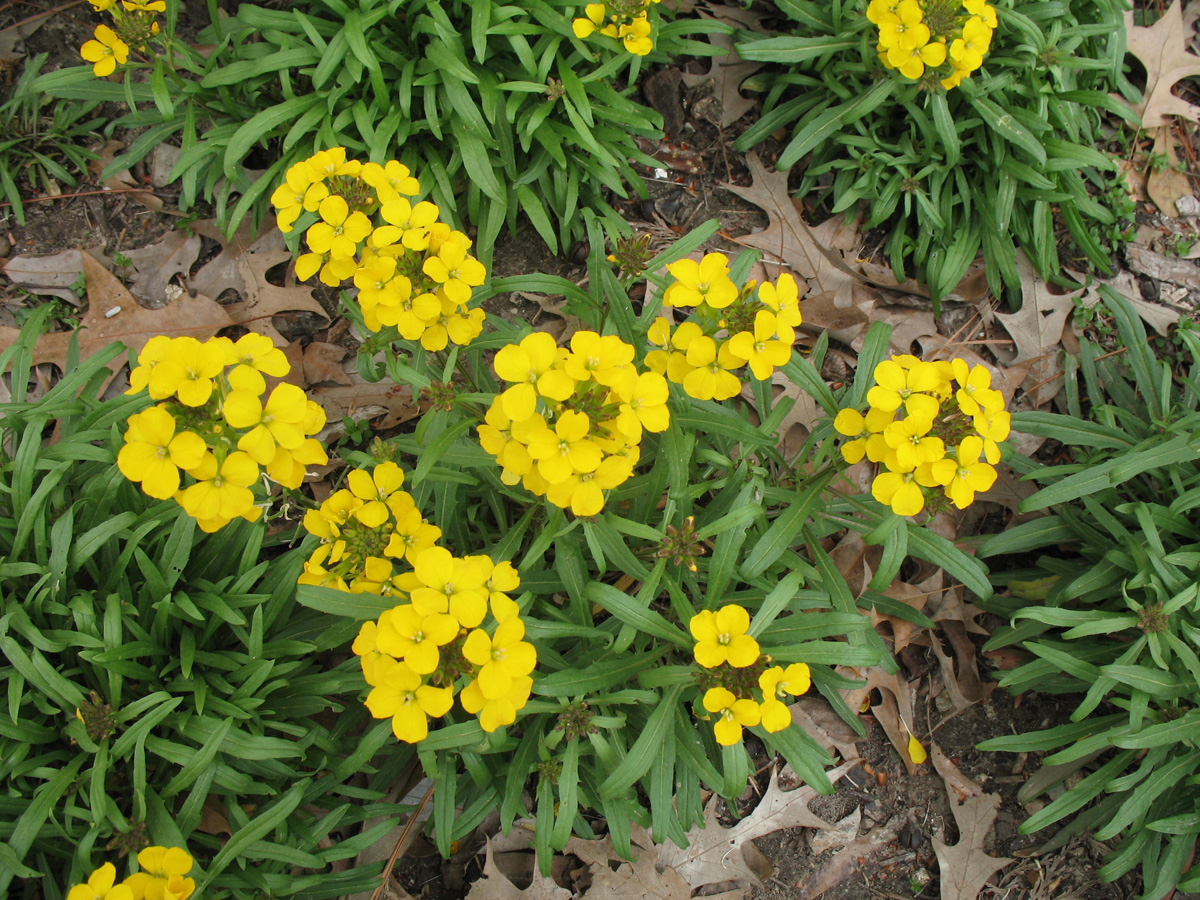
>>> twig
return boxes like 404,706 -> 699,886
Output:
0,186 -> 159,210
368,781 -> 436,900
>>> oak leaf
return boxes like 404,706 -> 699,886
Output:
466,840 -> 571,900
1123,1 -> 1200,126
654,762 -> 856,890
0,253 -> 235,394
932,789 -> 1012,900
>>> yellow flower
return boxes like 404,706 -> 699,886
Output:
384,492 -> 443,562
463,617 -> 537,700
376,604 -> 460,674
726,310 -> 793,381
875,0 -> 925,50
664,253 -> 738,309
122,0 -> 166,11
758,663 -> 811,732
408,547 -> 490,627
352,620 -> 387,684
949,16 -> 992,71
461,673 -> 533,732
146,336 -> 226,406
365,656 -> 454,743
422,238 -> 486,306
68,864 -> 133,900
493,332 -> 573,420
271,162 -> 329,233
81,25 -> 129,78
682,336 -> 742,401
527,410 -> 602,484
973,409 -> 1010,464
867,358 -> 942,421
690,605 -> 760,668
223,383 -> 311,465
118,407 -> 206,499
178,451 -> 259,522
563,331 -> 635,388
615,371 -> 670,441
757,274 -> 803,329
882,416 -> 945,471
950,359 -> 1003,417
930,436 -> 997,508
306,195 -> 372,260
543,455 -> 634,516
361,160 -> 420,203
703,687 -> 761,746
888,38 -> 947,80
871,468 -> 926,517
619,14 -> 653,55
347,461 -> 406,527
572,3 -> 606,38
124,847 -> 194,900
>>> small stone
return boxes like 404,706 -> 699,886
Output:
1139,275 -> 1160,301
0,234 -> 10,257
1175,195 -> 1200,216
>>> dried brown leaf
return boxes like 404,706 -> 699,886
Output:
302,341 -> 352,386
567,826 -> 697,900
721,153 -> 858,297
1146,127 -> 1195,217
797,815 -> 903,900
125,231 -> 201,304
930,740 -> 982,800
992,252 -> 1078,366
679,32 -> 762,128
655,763 -> 856,890
466,841 -> 571,900
3,249 -> 88,304
1123,1 -> 1200,126
787,696 -> 862,764
0,254 -> 235,394
839,666 -> 922,775
932,790 -> 1012,900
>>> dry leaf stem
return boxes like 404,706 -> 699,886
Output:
368,781 -> 436,900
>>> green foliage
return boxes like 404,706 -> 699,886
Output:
37,0 -> 724,257
734,0 -> 1136,305
0,311 -> 407,899
976,288 -> 1200,900
298,222 -> 993,864
0,54 -> 102,225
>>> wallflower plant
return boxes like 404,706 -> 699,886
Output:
736,0 -> 1136,304
279,175 -> 1000,869
41,0 -> 728,255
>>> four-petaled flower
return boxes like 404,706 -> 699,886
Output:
690,605 -> 760,668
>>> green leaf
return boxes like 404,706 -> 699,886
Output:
969,96 -> 1047,165
598,686 -> 681,797
295,583 -> 392,622
223,96 -> 320,181
584,582 -> 690,648
742,474 -> 832,576
199,782 -> 308,890
533,652 -> 663,697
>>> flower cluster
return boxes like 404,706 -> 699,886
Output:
299,461 -> 442,593
119,335 -> 327,532
480,330 -> 669,516
869,0 -> 997,88
68,847 -> 194,900
572,0 -> 662,56
270,149 -> 486,350
647,254 -> 801,401
80,0 -> 164,77
690,604 -> 811,746
834,355 -> 1010,516
353,550 -> 536,739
